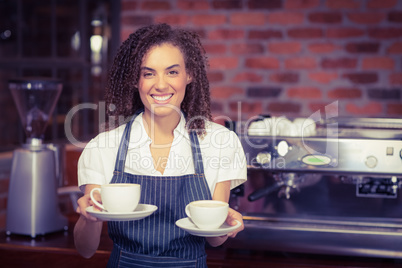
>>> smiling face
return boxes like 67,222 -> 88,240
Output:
138,43 -> 191,122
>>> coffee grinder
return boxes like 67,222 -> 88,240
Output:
6,78 -> 68,238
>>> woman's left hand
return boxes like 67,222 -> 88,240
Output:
225,207 -> 244,238
206,207 -> 244,247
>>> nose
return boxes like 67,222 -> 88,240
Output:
155,75 -> 168,91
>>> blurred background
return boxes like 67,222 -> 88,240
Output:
0,2 -> 401,264
0,0 -> 401,149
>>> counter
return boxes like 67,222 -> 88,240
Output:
1,215 -> 402,268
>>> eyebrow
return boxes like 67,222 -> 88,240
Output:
140,64 -> 181,71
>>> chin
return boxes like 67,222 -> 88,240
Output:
151,106 -> 181,117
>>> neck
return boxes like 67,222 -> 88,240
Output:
142,111 -> 181,143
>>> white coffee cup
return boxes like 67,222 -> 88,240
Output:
90,183 -> 141,213
185,200 -> 229,229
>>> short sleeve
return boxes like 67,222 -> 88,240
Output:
77,137 -> 110,192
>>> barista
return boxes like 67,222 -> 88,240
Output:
73,23 -> 247,267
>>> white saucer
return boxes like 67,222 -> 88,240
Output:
175,218 -> 241,237
86,204 -> 158,221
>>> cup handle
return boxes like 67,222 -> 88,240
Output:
185,204 -> 191,219
90,188 -> 105,210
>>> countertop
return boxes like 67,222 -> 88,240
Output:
1,214 -> 402,268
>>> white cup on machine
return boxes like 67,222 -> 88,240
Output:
90,183 -> 141,213
185,200 -> 229,229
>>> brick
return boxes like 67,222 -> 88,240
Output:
368,88 -> 401,100
327,28 -> 365,38
268,12 -> 305,25
248,0 -> 282,9
362,57 -> 395,70
348,13 -> 385,24
141,1 -> 171,10
268,42 -> 302,54
345,42 -> 380,53
208,29 -> 245,39
346,102 -> 383,115
211,101 -> 224,112
390,73 -> 402,84
321,58 -> 357,69
367,0 -> 398,9
247,87 -> 282,98
203,43 -> 227,54
285,57 -> 317,69
231,12 -> 266,25
288,28 -> 323,38
268,102 -> 301,113
193,14 -> 227,25
368,28 -> 402,39
269,72 -> 299,83
309,102 -> 339,115
209,57 -> 239,69
287,87 -> 322,99
308,43 -> 339,53
231,43 -> 264,54
308,72 -> 338,84
177,0 -> 209,10
233,72 -> 263,82
230,101 -> 263,114
388,12 -> 402,23
245,57 -> 280,69
328,87 -> 362,99
121,1 -> 137,10
207,71 -> 224,82
154,15 -> 191,25
308,12 -> 343,24
212,0 -> 242,9
121,15 -> 153,26
387,104 -> 402,115
210,86 -> 244,98
387,42 -> 402,53
248,30 -> 283,39
285,0 -> 320,9
327,0 -> 361,9
343,72 -> 378,84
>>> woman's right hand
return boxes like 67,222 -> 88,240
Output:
76,184 -> 102,222
74,184 -> 103,258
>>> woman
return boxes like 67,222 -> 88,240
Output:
74,23 -> 247,267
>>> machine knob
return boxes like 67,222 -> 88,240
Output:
277,140 -> 289,157
365,155 -> 378,168
400,149 -> 402,160
256,152 -> 271,165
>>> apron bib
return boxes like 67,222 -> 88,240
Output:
107,111 -> 212,268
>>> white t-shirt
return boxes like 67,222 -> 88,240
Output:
78,112 -> 247,196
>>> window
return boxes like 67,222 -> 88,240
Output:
0,0 -> 120,149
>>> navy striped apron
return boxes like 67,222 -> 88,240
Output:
107,112 -> 212,268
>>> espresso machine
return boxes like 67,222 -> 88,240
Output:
6,78 -> 68,238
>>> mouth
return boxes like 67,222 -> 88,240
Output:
151,94 -> 173,102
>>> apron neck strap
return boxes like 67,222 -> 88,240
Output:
114,110 -> 204,175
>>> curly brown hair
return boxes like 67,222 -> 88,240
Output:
104,23 -> 211,136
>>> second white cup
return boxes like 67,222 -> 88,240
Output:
90,183 -> 141,213
185,200 -> 229,229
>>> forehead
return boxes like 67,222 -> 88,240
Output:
141,43 -> 185,67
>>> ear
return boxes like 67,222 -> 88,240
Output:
186,74 -> 192,84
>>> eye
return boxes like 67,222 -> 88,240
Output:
142,72 -> 154,78
168,70 -> 179,76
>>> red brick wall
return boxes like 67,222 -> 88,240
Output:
120,0 -> 402,122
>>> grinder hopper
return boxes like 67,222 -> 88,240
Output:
6,78 -> 68,238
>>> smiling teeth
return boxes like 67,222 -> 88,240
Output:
152,94 -> 172,101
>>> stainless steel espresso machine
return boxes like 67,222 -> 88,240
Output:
6,78 -> 68,238
227,116 -> 402,259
